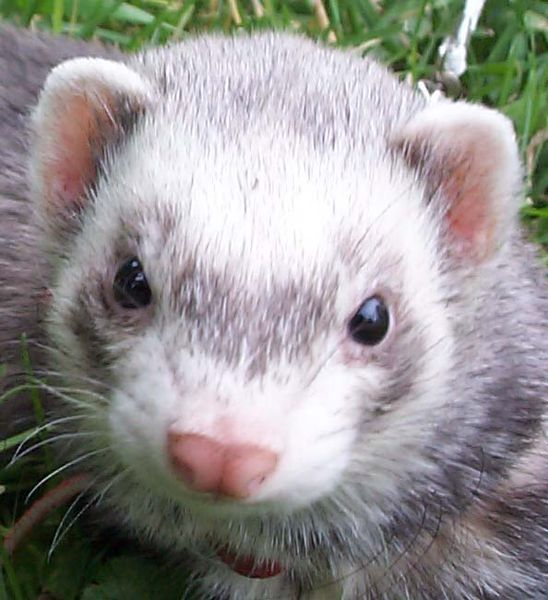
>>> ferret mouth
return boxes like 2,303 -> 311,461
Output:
216,545 -> 283,579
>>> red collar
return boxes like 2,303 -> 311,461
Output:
217,546 -> 282,578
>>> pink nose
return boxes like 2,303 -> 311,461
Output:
167,431 -> 278,499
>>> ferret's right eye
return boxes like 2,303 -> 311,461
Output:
113,257 -> 152,309
348,295 -> 389,346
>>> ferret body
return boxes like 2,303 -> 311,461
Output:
1,25 -> 547,600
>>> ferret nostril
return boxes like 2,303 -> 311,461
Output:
167,431 -> 278,499
167,432 -> 225,493
172,460 -> 195,487
245,475 -> 268,496
221,448 -> 279,499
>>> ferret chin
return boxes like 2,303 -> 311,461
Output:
0,25 -> 546,600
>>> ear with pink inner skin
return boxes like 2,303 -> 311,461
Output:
393,101 -> 522,264
29,57 -> 152,237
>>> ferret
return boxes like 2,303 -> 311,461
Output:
0,24 -> 546,600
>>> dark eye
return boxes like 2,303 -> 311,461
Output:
113,257 -> 152,309
348,295 -> 389,346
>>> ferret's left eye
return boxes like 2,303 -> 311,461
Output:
113,257 -> 152,309
348,295 -> 389,346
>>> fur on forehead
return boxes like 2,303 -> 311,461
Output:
31,31 -> 431,269
75,118 -> 439,293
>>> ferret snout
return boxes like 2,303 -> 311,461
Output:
167,431 -> 279,499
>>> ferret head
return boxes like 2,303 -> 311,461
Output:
29,34 -> 522,572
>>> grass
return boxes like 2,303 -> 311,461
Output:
0,0 -> 546,598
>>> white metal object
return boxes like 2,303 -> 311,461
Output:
439,0 -> 486,78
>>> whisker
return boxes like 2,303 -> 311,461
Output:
47,470 -> 126,559
9,415 -> 87,464
9,431 -> 97,466
1,361 -> 113,393
3,473 -> 91,557
34,382 -> 105,410
0,382 -> 48,404
373,499 -> 441,598
35,369 -> 113,391
25,448 -> 108,504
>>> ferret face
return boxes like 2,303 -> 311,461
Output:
30,34 -> 521,576
46,117 -> 454,519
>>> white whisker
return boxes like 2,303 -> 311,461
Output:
25,448 -> 108,504
10,431 -> 97,466
9,415 -> 86,464
48,469 -> 129,559
47,482 -> 95,559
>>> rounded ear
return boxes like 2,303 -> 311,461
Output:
392,101 -> 522,264
29,58 -> 152,238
